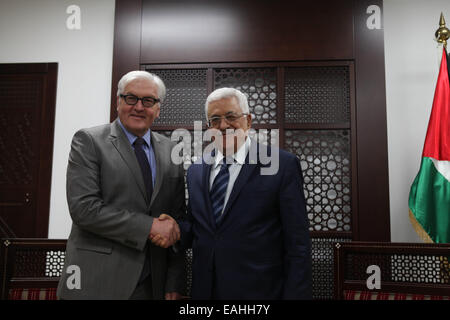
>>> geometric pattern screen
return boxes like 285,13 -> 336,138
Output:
313,237 -> 351,299
345,252 -> 450,285
151,69 -> 207,126
145,63 -> 353,300
147,64 -> 353,235
285,130 -> 352,232
10,249 -> 64,278
215,68 -> 278,124
285,67 -> 351,124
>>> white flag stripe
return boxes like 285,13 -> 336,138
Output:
431,158 -> 450,182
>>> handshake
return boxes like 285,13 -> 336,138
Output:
149,214 -> 180,248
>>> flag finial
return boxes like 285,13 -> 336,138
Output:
435,12 -> 449,48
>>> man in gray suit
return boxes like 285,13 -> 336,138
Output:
57,71 -> 186,300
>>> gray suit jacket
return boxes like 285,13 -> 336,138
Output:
57,119 -> 186,299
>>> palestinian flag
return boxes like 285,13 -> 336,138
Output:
408,47 -> 450,243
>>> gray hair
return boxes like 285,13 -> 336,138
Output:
205,87 -> 249,119
117,70 -> 166,103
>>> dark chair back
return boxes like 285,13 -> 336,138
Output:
334,241 -> 450,300
0,238 -> 66,300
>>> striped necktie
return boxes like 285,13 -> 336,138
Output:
210,160 -> 231,225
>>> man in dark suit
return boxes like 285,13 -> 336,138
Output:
177,87 -> 312,299
57,71 -> 186,300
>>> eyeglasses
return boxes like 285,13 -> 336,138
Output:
207,113 -> 248,128
120,94 -> 160,108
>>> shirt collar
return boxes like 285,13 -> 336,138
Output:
118,118 -> 152,148
214,137 -> 251,168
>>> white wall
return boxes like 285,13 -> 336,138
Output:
384,0 -> 450,242
0,0 -> 115,238
0,0 -> 447,242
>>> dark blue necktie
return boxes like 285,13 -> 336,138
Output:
134,137 -> 153,283
134,137 -> 153,204
210,161 -> 230,225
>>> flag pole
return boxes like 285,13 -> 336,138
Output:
435,12 -> 449,49
408,14 -> 450,244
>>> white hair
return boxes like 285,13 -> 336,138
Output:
205,87 -> 249,119
117,70 -> 166,103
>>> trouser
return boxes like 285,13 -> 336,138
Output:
129,275 -> 153,300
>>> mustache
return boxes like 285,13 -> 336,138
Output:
203,128 -> 248,141
216,128 -> 245,135
208,129 -> 248,144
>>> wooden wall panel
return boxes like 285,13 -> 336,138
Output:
140,0 -> 354,64
111,0 -> 391,242
110,0 -> 142,121
353,0 -> 391,241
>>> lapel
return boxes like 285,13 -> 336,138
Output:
109,119 -> 147,202
220,140 -> 259,221
149,131 -> 164,208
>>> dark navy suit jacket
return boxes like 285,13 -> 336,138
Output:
180,140 -> 312,299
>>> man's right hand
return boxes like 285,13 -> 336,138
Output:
149,214 -> 180,248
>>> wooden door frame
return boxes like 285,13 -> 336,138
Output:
0,63 -> 58,237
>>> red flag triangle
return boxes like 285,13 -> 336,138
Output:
422,48 -> 450,161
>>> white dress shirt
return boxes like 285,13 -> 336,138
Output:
209,137 -> 251,215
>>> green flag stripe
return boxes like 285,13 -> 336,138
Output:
409,157 -> 450,243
